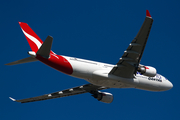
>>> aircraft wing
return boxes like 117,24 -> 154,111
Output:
109,10 -> 153,78
9,84 -> 107,103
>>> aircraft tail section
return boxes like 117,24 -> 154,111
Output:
5,22 -> 55,66
19,22 -> 43,53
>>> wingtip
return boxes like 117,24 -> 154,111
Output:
9,97 -> 16,101
18,22 -> 28,25
5,63 -> 11,65
146,10 -> 152,18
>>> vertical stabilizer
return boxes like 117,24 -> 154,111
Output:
19,22 -> 43,53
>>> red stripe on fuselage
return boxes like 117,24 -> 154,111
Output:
36,54 -> 73,75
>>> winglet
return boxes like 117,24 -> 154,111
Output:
146,10 -> 152,18
9,97 -> 16,102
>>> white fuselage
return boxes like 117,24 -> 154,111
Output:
63,56 -> 173,92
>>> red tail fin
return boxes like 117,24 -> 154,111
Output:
19,22 -> 43,53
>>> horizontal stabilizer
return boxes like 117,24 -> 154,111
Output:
36,36 -> 53,58
5,57 -> 37,65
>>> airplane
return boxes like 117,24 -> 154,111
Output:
7,10 -> 173,104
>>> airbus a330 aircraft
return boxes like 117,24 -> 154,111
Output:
7,10 -> 173,103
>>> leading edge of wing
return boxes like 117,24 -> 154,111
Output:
9,84 -> 107,103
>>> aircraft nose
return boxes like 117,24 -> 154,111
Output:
164,81 -> 173,90
168,81 -> 173,89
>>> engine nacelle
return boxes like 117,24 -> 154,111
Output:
137,66 -> 157,77
92,91 -> 113,103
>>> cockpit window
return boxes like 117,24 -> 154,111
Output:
155,74 -> 162,79
156,74 -> 168,81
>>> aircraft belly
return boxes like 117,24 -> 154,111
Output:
88,79 -> 134,88
89,70 -> 138,88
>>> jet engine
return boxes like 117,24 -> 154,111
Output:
137,65 -> 157,77
91,91 -> 113,103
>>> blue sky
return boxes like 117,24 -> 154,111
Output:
1,0 -> 180,120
